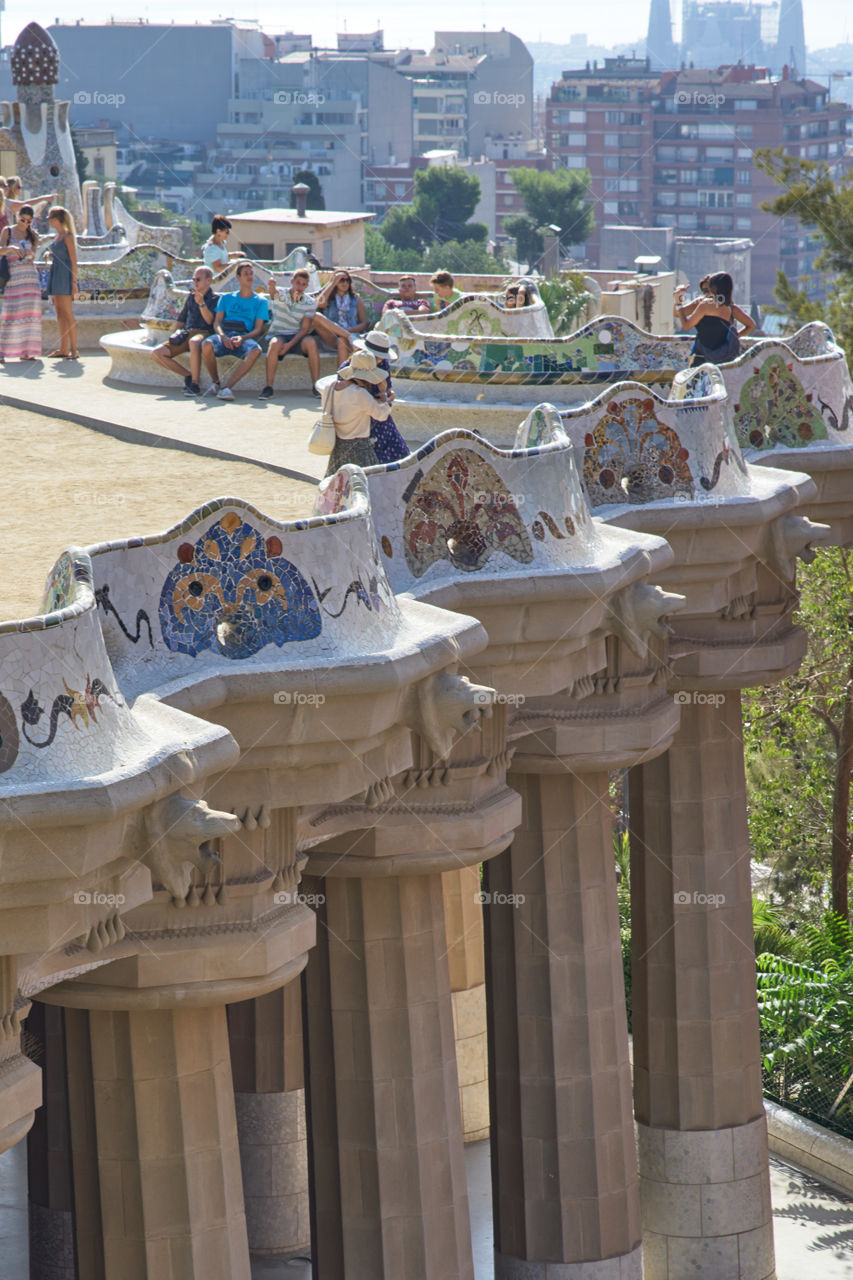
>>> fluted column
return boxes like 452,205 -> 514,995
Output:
629,693 -> 775,1280
485,767 -> 642,1279
303,869 -> 474,1280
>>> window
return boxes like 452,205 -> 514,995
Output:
736,192 -> 752,206
605,156 -> 619,170
679,168 -> 698,183
705,146 -> 734,161
657,190 -> 677,206
734,99 -> 757,110
677,213 -> 698,229
564,109 -> 586,123
679,190 -> 698,207
94,156 -> 104,176
736,216 -> 752,229
567,133 -> 586,145
698,190 -> 733,208
604,201 -> 619,214
604,133 -> 620,147
656,214 -> 677,227
565,156 -> 586,168
737,148 -> 752,160
737,170 -> 751,185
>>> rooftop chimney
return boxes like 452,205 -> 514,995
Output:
292,182 -> 309,217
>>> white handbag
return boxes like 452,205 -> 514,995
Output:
308,385 -> 336,455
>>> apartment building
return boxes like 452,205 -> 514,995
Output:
547,57 -> 851,303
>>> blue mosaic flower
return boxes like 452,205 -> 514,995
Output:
159,513 -> 322,659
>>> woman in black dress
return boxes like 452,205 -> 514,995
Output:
673,271 -> 755,366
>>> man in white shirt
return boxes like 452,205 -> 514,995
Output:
261,269 -> 355,399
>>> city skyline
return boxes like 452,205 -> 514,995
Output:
2,0 -> 850,59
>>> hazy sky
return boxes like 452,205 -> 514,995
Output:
2,0 -> 850,54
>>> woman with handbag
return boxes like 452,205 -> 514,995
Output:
0,205 -> 41,361
674,271 -> 755,366
319,350 -> 391,477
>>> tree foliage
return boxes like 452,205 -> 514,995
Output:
744,547 -> 853,919
509,167 -> 595,246
755,149 -> 853,357
537,273 -> 592,335
364,225 -> 507,276
503,213 -> 543,268
381,166 -> 488,253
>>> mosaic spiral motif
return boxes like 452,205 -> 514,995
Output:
159,512 -> 322,658
734,355 -> 828,450
403,450 -> 533,577
583,396 -> 694,506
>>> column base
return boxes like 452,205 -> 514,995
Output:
637,1118 -> 776,1280
495,1243 -> 643,1279
235,1090 -> 310,1258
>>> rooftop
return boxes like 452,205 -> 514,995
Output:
226,208 -> 375,225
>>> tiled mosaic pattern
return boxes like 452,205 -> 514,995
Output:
316,429 -> 595,596
515,403 -> 570,450
378,287 -> 553,341
87,493 -> 401,695
554,376 -> 751,509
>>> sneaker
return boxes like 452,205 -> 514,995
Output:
259,385 -> 274,399
183,381 -> 201,397
183,374 -> 193,390
204,382 -> 220,396
217,386 -> 235,401
311,383 -> 322,398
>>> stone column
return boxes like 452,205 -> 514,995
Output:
27,1001 -> 77,1280
629,693 -> 775,1280
227,984 -> 309,1259
485,767 -> 642,1279
303,869 -> 474,1280
83,1003 -> 249,1280
442,866 -> 489,1142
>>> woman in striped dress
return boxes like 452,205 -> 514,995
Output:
0,206 -> 41,360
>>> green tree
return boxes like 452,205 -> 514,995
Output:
755,150 -> 853,355
510,167 -> 595,247
290,170 -> 325,211
744,547 -> 853,920
503,213 -> 543,267
537,273 -> 592,335
363,225 -> 421,272
381,166 -> 488,253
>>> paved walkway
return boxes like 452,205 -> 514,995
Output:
0,353 -> 327,484
2,1138 -> 853,1277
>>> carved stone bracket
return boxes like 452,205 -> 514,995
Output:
769,514 -> 831,582
402,671 -> 495,760
140,794 -> 242,905
603,582 -> 686,660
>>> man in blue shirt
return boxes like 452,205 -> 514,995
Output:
193,261 -> 269,400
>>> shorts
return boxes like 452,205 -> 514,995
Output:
272,331 -> 312,360
204,334 -> 261,358
166,327 -> 209,352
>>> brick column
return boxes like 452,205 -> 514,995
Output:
629,693 -> 775,1280
303,870 -> 474,1280
485,767 -> 642,1279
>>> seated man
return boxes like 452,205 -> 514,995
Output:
193,261 -> 269,400
150,266 -> 218,394
430,270 -> 463,312
261,267 -> 350,398
381,274 -> 430,317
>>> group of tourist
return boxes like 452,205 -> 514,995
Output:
0,180 -> 78,361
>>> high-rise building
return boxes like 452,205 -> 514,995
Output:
547,58 -> 851,304
677,1 -> 806,77
646,0 -> 678,72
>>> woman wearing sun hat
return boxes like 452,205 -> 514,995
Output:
324,349 -> 391,477
350,329 -> 409,463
